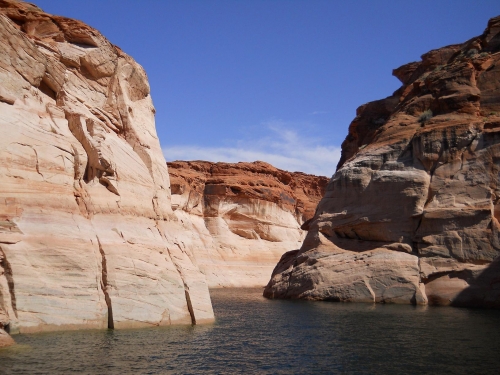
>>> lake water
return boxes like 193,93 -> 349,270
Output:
1,288 -> 500,374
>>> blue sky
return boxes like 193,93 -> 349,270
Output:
34,1 -> 500,176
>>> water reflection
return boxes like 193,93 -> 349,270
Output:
1,288 -> 499,374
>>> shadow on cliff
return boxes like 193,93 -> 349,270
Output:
451,257 -> 500,309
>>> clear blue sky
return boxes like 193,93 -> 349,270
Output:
33,0 -> 500,176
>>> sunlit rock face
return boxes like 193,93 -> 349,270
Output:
265,15 -> 500,308
0,0 -> 214,342
167,161 -> 328,287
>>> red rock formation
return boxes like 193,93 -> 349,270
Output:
167,160 -> 328,287
265,16 -> 500,308
168,160 -> 327,223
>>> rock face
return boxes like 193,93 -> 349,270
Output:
0,327 -> 15,348
167,161 -> 328,287
0,0 -> 214,341
265,16 -> 500,308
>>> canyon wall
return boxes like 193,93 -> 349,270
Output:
265,16 -> 500,308
0,0 -> 214,344
167,161 -> 328,287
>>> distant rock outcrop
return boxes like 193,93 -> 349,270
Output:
0,0 -> 214,345
265,16 -> 500,308
168,161 -> 328,287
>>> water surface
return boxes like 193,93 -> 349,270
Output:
1,288 -> 499,374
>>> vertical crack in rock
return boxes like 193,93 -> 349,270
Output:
413,180 -> 432,247
152,196 -> 160,220
66,112 -> 119,195
70,144 -> 94,218
113,70 -> 160,190
96,237 -> 113,329
0,246 -> 17,327
71,144 -> 84,180
153,221 -> 196,325
184,289 -> 196,325
172,242 -> 196,325
73,179 -> 93,219
166,243 -> 195,323
415,257 -> 428,304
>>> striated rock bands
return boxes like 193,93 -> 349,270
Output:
0,0 -> 213,344
265,15 -> 500,308
167,160 -> 328,287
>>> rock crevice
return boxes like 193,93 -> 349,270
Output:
0,247 -> 17,328
96,237 -> 113,329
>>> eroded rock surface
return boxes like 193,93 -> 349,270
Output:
265,15 -> 500,308
167,161 -> 328,287
0,0 -> 214,338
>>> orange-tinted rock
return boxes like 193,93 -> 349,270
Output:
265,15 -> 500,308
167,161 -> 328,287
168,160 -> 327,222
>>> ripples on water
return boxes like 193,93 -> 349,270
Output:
1,288 -> 500,374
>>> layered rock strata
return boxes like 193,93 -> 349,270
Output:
167,161 -> 328,287
265,16 -> 500,308
0,0 -> 214,346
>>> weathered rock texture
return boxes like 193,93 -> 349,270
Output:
265,16 -> 500,308
0,0 -> 214,344
167,161 -> 328,287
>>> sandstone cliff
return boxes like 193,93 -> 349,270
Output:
265,16 -> 500,308
0,0 -> 214,345
167,161 -> 328,287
